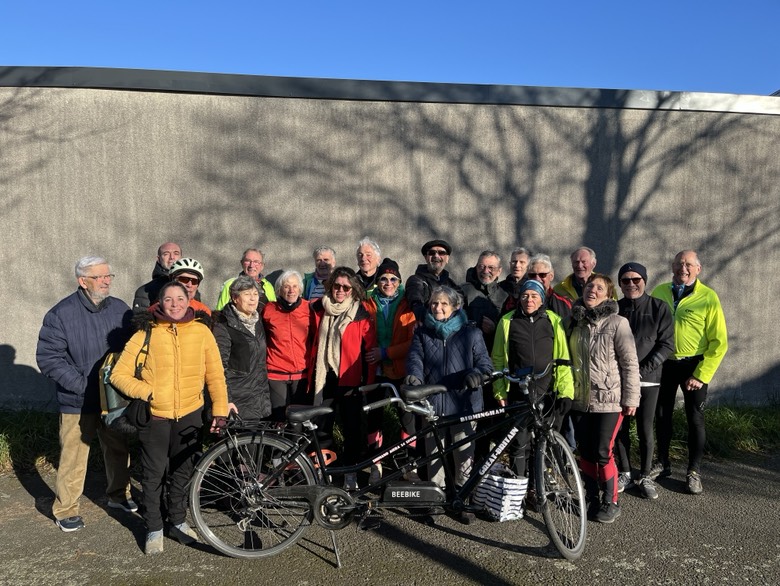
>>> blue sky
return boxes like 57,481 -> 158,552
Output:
2,1 -> 778,96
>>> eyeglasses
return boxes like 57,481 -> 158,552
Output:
176,276 -> 201,285
527,272 -> 549,280
332,283 -> 353,292
243,260 -> 263,265
620,277 -> 643,285
426,249 -> 448,257
83,274 -> 115,281
477,264 -> 499,272
379,276 -> 399,284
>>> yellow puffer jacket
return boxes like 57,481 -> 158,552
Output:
111,317 -> 229,420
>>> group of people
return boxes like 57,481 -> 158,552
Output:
35,238 -> 727,552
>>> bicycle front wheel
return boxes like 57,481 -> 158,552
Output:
189,432 -> 316,559
534,430 -> 587,560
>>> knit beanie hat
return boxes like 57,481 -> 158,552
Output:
519,279 -> 546,303
377,258 -> 401,280
618,262 -> 648,283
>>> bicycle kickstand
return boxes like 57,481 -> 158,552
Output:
329,531 -> 342,569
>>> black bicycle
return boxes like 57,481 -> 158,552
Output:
188,366 -> 587,562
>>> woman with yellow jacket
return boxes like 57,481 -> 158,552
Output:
111,281 -> 228,555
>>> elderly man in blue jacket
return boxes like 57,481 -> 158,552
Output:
36,256 -> 135,532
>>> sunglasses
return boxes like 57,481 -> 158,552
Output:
620,277 -> 643,285
527,272 -> 549,279
176,276 -> 201,285
332,283 -> 353,292
426,249 -> 448,257
379,276 -> 399,284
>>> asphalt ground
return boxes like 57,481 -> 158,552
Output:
1,456 -> 778,586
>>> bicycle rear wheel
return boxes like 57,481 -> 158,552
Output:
189,432 -> 316,559
534,430 -> 586,560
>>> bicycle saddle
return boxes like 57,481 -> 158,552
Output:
400,384 -> 447,402
286,405 -> 334,423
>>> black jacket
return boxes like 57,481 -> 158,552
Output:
212,305 -> 271,420
461,267 -> 508,349
617,293 -> 675,383
405,264 -> 464,321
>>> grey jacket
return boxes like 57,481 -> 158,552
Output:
567,299 -> 640,413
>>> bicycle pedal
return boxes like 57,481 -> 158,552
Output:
358,514 -> 383,531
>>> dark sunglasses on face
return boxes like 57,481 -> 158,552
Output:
379,276 -> 399,284
527,272 -> 549,279
332,283 -> 353,292
620,277 -> 643,285
176,276 -> 200,285
426,249 -> 448,257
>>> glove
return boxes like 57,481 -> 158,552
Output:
463,369 -> 483,390
403,374 -> 422,386
555,397 -> 572,418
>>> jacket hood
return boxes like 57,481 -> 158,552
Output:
131,308 -> 212,332
572,298 -> 618,324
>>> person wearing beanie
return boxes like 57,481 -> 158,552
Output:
365,258 -> 418,483
614,262 -> 675,500
405,238 -> 463,321
491,276 -> 574,483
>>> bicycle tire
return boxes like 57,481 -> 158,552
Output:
189,432 -> 316,559
534,430 -> 587,560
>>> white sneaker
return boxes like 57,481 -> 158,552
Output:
344,473 -> 358,491
145,530 -> 164,555
369,463 -> 382,485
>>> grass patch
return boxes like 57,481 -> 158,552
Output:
2,405 -> 779,474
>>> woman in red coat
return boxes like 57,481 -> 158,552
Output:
310,266 -> 378,490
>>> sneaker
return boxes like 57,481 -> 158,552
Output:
369,463 -> 382,485
594,501 -> 621,524
344,473 -> 358,491
56,516 -> 85,532
170,522 -> 198,545
108,498 -> 139,513
649,460 -> 672,479
687,471 -> 703,495
145,530 -> 164,555
637,476 -> 659,500
617,472 -> 634,493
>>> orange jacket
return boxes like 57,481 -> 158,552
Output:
365,296 -> 416,379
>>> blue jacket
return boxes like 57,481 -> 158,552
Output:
406,311 -> 493,417
36,289 -> 132,414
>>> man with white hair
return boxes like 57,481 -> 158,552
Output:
37,256 -> 135,532
554,246 -> 598,302
356,237 -> 382,295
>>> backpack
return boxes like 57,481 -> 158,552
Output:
99,329 -> 151,431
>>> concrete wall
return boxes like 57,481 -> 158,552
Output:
1,67 -> 779,410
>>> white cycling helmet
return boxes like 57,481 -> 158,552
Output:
170,258 -> 205,281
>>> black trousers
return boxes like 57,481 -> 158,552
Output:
138,408 -> 202,532
268,378 -> 310,422
615,384 -> 660,476
657,357 -> 707,473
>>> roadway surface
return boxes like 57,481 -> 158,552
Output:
1,456 -> 778,585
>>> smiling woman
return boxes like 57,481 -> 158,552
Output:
110,280 -> 229,555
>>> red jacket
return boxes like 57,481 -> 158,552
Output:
262,299 -> 311,381
309,299 -> 377,389
365,296 -> 416,379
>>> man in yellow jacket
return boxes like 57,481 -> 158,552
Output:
651,250 -> 728,495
